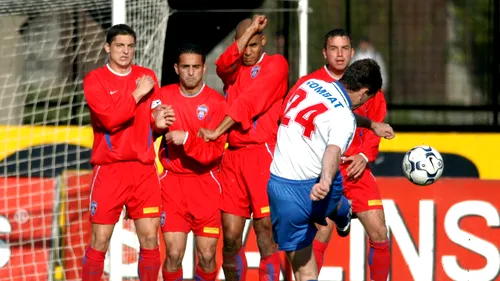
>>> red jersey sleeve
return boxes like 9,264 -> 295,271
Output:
215,41 -> 244,87
226,56 -> 289,130
359,90 -> 387,162
183,100 -> 227,165
83,72 -> 137,133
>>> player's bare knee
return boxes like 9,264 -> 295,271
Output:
138,232 -> 159,249
252,217 -> 273,238
223,237 -> 242,256
165,248 -> 185,270
253,217 -> 277,255
135,217 -> 160,249
368,223 -> 388,242
223,229 -> 243,252
314,220 -> 334,243
297,267 -> 316,281
196,248 -> 216,271
360,210 -> 388,242
90,236 -> 110,252
91,225 -> 114,251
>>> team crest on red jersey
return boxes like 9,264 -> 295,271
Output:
251,65 -> 261,79
197,104 -> 209,120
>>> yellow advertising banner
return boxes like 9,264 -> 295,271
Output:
1,126 -> 499,179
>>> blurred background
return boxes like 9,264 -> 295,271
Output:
1,0 -> 498,131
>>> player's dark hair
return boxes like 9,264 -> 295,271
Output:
339,58 -> 382,96
323,28 -> 352,49
176,42 -> 206,64
106,24 -> 136,44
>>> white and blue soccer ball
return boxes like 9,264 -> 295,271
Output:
402,145 -> 444,186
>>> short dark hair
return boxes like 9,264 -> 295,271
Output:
106,24 -> 136,44
339,58 -> 382,96
323,28 -> 352,49
176,42 -> 206,64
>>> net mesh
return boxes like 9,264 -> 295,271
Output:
0,0 -> 169,280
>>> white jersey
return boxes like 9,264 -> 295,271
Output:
270,79 -> 356,180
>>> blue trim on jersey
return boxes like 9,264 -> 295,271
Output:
267,264 -> 275,281
333,81 -> 352,108
147,127 -> 153,148
105,133 -> 112,150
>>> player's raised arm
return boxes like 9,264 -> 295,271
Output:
201,55 -> 288,141
226,56 -> 288,130
83,72 -> 150,133
216,15 -> 268,86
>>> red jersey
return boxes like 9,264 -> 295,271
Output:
83,64 -> 160,166
216,42 -> 289,147
288,65 -> 387,161
156,84 -> 227,174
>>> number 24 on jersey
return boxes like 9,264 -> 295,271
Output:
280,88 -> 329,139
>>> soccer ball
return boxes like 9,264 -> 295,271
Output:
402,145 -> 444,186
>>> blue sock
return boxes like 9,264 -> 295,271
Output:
328,196 -> 350,228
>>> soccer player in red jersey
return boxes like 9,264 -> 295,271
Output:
199,15 -> 288,281
293,29 -> 390,281
81,24 -> 174,281
154,43 -> 227,281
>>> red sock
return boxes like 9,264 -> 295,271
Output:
195,265 -> 217,281
138,247 -> 161,281
368,240 -> 391,281
222,248 -> 247,281
313,239 -> 328,274
82,247 -> 106,281
162,266 -> 183,281
259,252 -> 281,281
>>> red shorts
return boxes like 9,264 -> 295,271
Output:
160,171 -> 222,238
89,161 -> 161,224
220,144 -> 274,219
340,165 -> 383,214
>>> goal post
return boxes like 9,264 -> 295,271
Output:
0,0 -> 169,280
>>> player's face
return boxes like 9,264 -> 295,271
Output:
322,36 -> 354,73
175,53 -> 206,90
243,34 -> 267,66
104,35 -> 135,68
350,89 -> 372,110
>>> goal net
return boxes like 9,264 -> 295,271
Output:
0,0 -> 169,280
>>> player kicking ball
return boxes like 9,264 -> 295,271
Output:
295,29 -> 391,281
268,59 -> 387,281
